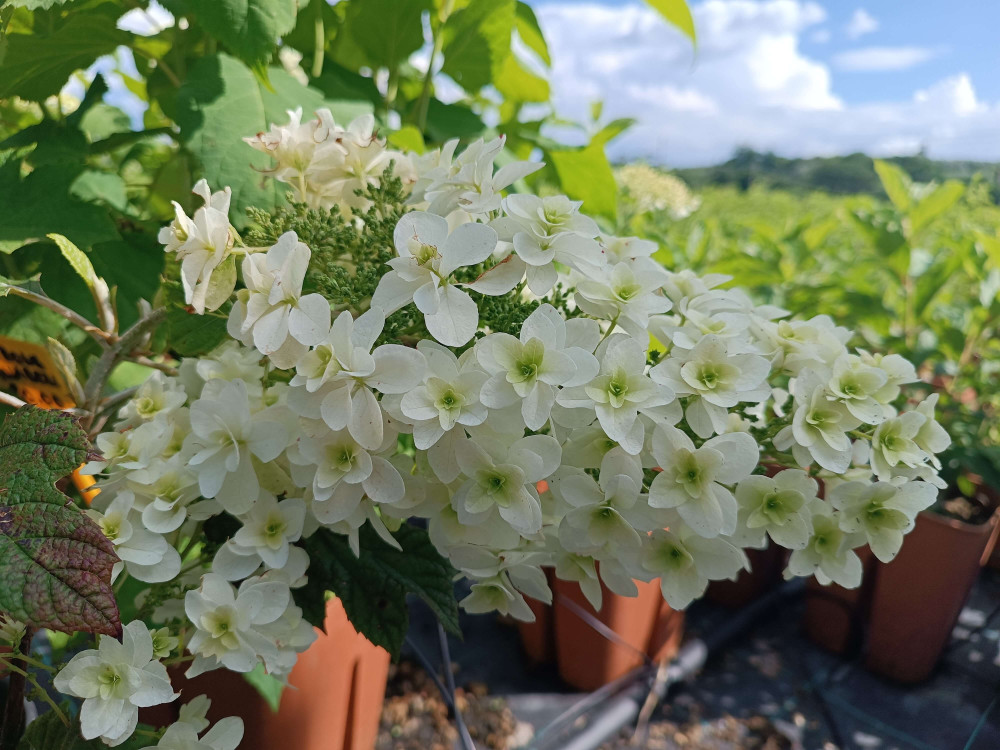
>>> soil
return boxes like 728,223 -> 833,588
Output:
377,660 -> 796,750
376,660 -> 519,750
940,492 -> 996,525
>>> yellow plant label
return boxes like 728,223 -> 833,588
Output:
0,335 -> 76,409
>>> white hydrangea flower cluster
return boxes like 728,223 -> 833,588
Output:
60,110 -> 949,744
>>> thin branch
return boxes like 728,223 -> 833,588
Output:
4,287 -> 110,345
125,355 -> 178,376
98,386 -> 139,413
0,390 -> 26,409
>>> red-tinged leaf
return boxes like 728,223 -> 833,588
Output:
0,406 -> 121,638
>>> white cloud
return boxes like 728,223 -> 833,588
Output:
533,1 -> 1000,166
834,46 -> 940,72
845,8 -> 878,39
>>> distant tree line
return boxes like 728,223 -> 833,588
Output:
670,148 -> 1000,202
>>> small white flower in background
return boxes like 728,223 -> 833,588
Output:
785,500 -> 864,588
648,424 -> 759,538
150,628 -> 179,660
650,335 -> 770,438
243,107 -> 327,193
128,458 -> 212,534
641,524 -> 747,609
575,261 -> 671,338
731,470 -> 817,550
232,495 -> 307,568
158,179 -> 234,314
858,350 -> 918,404
184,379 -> 289,515
228,231 -> 331,368
372,211 -> 499,346
600,234 -> 659,266
477,304 -> 599,430
53,621 -> 176,746
288,306 -> 424,450
460,573 -> 535,621
184,574 -> 292,677
831,480 -> 937,562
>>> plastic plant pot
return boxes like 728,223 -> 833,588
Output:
865,509 -> 1000,683
801,546 -> 876,656
516,567 -> 557,664
552,575 -> 665,692
706,544 -> 789,609
142,598 -> 390,750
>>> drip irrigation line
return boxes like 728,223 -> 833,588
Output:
963,693 -> 998,750
437,621 -> 477,750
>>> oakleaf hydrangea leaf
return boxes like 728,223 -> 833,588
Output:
0,406 -> 121,637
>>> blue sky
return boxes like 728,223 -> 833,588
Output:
529,0 -> 1000,165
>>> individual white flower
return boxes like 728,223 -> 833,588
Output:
774,372 -> 862,473
558,335 -> 675,455
651,335 -> 770,438
227,231 -> 331,368
827,354 -> 889,424
754,316 -> 851,375
641,525 -> 747,609
859,350 -> 918,404
648,424 -> 758,538
785,501 -> 864,588
869,412 -> 929,480
89,492 -> 181,584
600,234 -> 659,266
460,572 -> 535,621
371,211 -> 499,346
575,261 -> 672,337
184,379 -> 289,515
231,495 -> 307,569
291,426 -> 404,511
153,713 -> 244,750
411,135 -> 541,218
652,305 -> 754,353
158,179 -> 235,314
913,393 -> 950,467
732,470 -> 817,550
150,628 -> 179,660
491,194 -> 605,294
554,450 -> 647,556
453,431 -> 561,535
289,307 -> 425,450
127,458 -> 215,534
184,574 -> 291,677
53,621 -> 176,746
831,480 -> 937,562
389,340 -> 489,448
117,372 -> 187,428
477,304 -> 599,430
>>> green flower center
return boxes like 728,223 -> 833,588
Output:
415,243 -> 438,265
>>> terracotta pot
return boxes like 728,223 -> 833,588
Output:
706,544 -> 789,609
865,509 -> 1000,683
802,546 -> 876,655
516,568 -> 557,664
143,598 -> 390,750
646,599 -> 685,663
552,576 -> 670,691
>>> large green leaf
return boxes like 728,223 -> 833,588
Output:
645,0 -> 697,45
176,53 -> 368,224
0,163 -> 120,254
494,54 -> 549,103
0,3 -> 129,101
0,406 -> 121,637
548,141 -> 618,221
184,0 -> 297,71
335,0 -> 430,72
294,523 -> 460,659
909,180 -> 964,238
514,1 -> 550,65
441,0 -> 515,92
